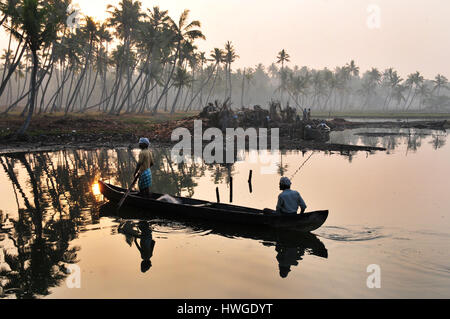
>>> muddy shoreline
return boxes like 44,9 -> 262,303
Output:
0,116 -> 447,155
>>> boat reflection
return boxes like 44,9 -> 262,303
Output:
100,203 -> 327,278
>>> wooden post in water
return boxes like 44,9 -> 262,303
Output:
216,187 -> 220,203
229,177 -> 233,203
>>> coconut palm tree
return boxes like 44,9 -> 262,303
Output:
382,68 -> 402,110
0,2 -> 27,100
240,67 -> 254,107
9,0 -> 66,135
359,68 -> 381,109
322,69 -> 340,110
152,9 -> 204,114
65,16 -> 101,114
276,49 -> 290,104
206,47 -> 224,103
223,40 -> 238,100
170,66 -> 191,113
0,0 -> 20,26
345,60 -> 360,78
432,74 -> 448,97
392,83 -> 408,107
107,0 -> 143,114
276,49 -> 290,71
335,66 -> 351,110
405,71 -> 424,110
416,83 -> 431,110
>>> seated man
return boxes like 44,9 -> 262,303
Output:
276,177 -> 307,215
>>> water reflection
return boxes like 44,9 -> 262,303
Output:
0,148 -> 244,298
118,220 -> 155,273
331,128 -> 448,155
100,203 -> 327,279
0,128 -> 447,297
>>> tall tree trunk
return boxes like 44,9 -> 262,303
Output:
171,86 -> 182,114
241,70 -> 245,108
17,50 -> 38,135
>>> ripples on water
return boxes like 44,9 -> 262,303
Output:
0,128 -> 449,298
315,226 -> 387,241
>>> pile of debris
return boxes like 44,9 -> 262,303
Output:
199,101 -> 303,129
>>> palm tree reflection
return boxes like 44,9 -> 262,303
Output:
2,133 -> 446,298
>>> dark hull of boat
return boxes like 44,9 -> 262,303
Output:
99,202 -> 328,259
98,181 -> 329,232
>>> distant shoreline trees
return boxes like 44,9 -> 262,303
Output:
0,1 -> 449,134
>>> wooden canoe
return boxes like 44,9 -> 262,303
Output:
98,181 -> 329,232
99,202 -> 328,259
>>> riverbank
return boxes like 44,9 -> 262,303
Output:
313,111 -> 450,120
0,112 -> 197,154
0,112 -> 447,155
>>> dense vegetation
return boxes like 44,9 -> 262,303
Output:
0,0 -> 449,135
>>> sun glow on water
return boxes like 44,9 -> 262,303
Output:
92,182 -> 101,196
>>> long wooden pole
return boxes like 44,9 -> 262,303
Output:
117,175 -> 139,211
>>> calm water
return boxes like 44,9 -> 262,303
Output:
0,128 -> 449,299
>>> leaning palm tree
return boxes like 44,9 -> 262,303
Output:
240,67 -> 254,107
359,68 -> 381,109
170,67 -> 192,114
382,68 -> 402,110
432,74 -> 448,97
107,0 -> 143,114
152,9 -> 204,114
206,47 -> 224,103
8,0 -> 65,135
0,1 -> 28,101
405,71 -> 424,110
416,83 -> 431,110
392,83 -> 408,107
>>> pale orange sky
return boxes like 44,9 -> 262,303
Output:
3,0 -> 450,78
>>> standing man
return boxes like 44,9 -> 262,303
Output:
134,137 -> 154,197
307,108 -> 312,121
276,177 -> 307,215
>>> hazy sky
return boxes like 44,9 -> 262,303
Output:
3,0 -> 450,78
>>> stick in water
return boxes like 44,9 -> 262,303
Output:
216,187 -> 220,203
229,176 -> 233,203
248,170 -> 253,193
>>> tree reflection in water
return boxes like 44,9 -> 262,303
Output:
0,147 -> 237,298
100,203 -> 328,279
336,128 -> 447,160
0,132 -> 447,297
